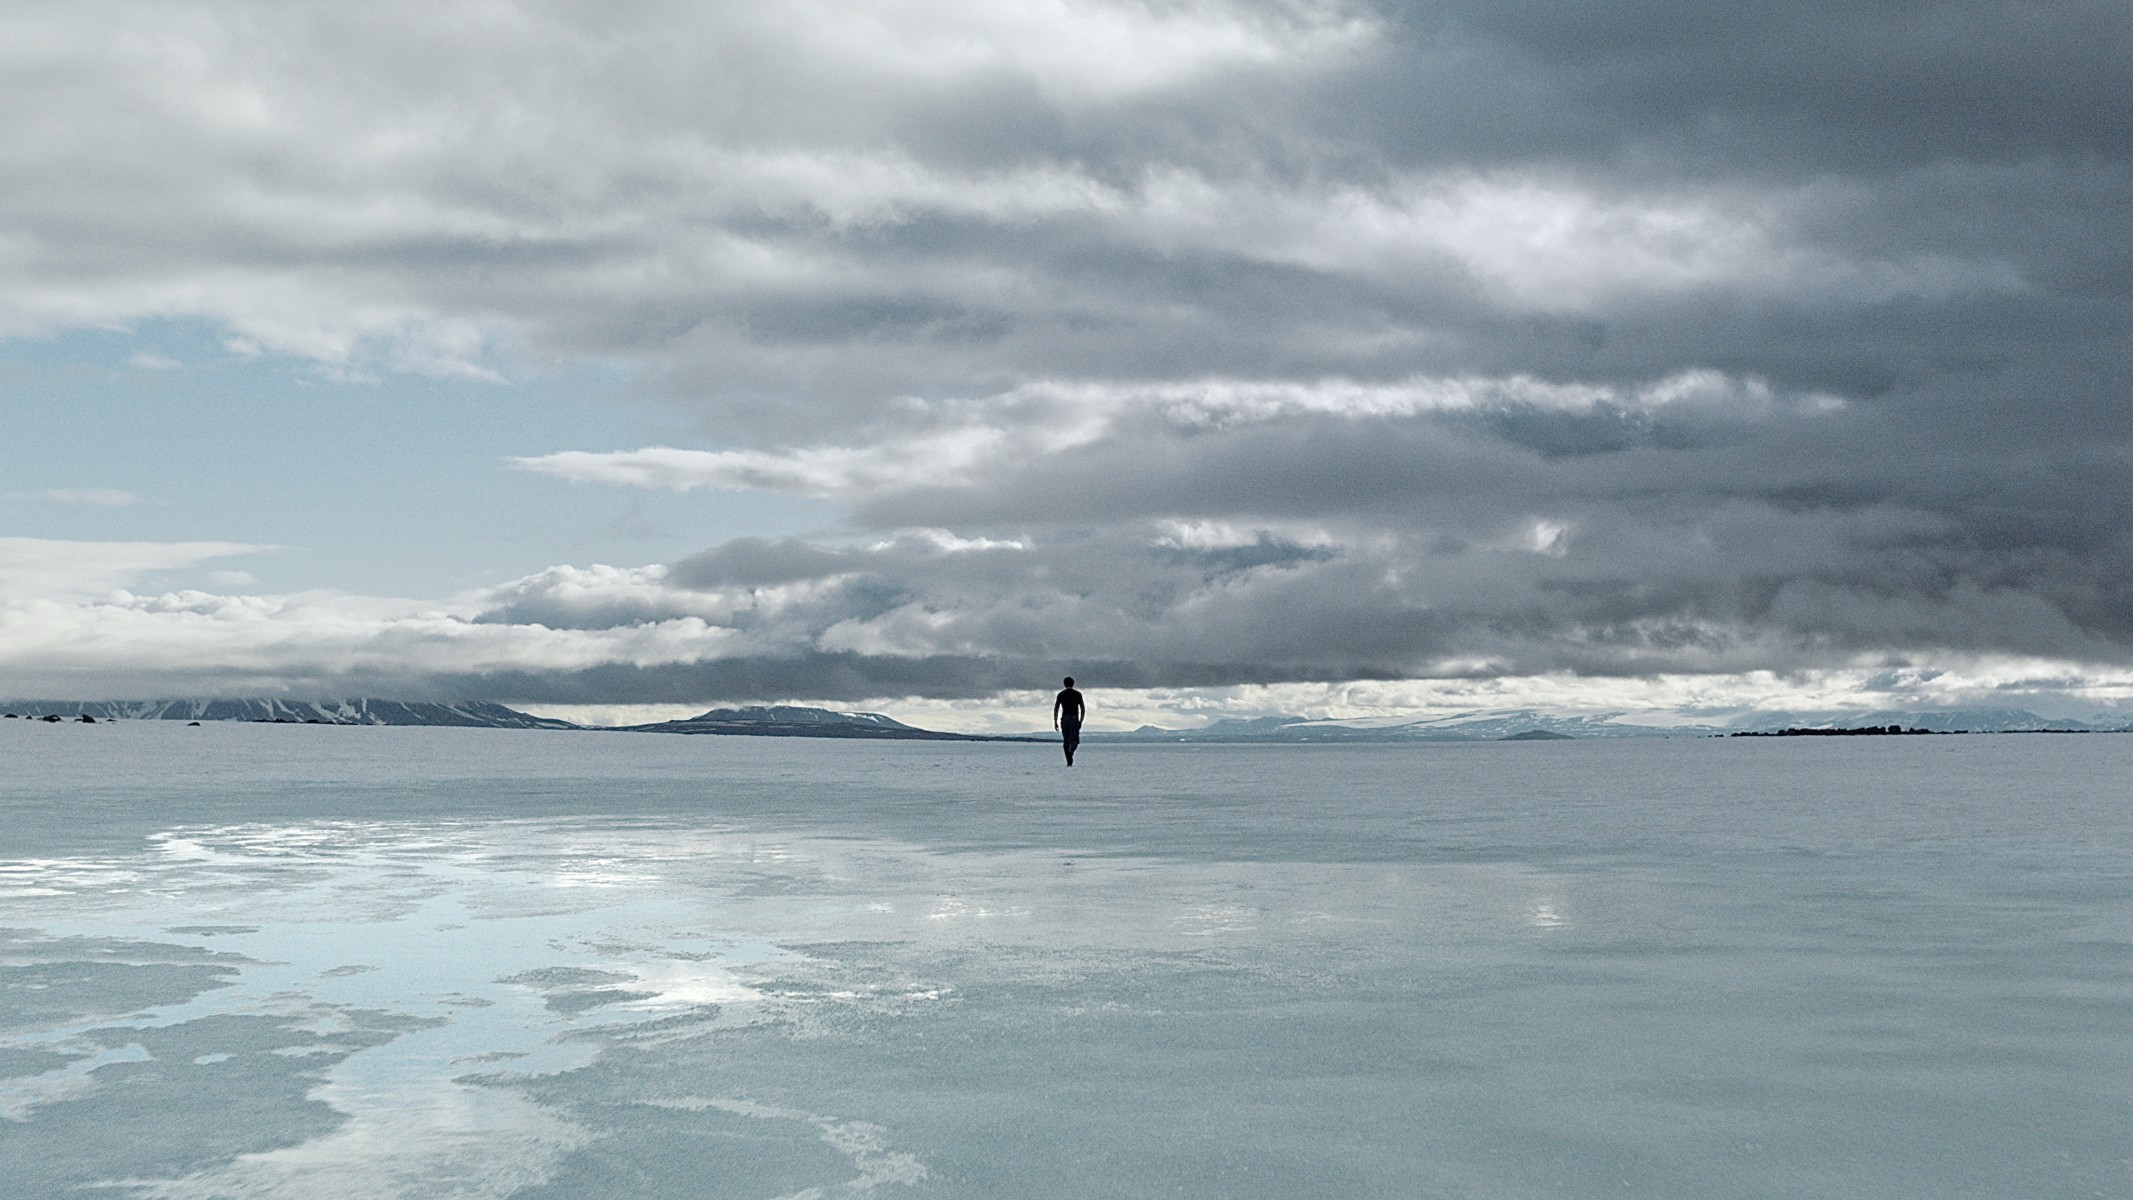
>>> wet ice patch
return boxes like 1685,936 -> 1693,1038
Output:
499,967 -> 658,1015
646,1097 -> 929,1196
0,859 -> 145,898
0,809 -> 1745,1197
100,1084 -> 592,1200
0,1041 -> 150,1121
0,819 -> 1007,1196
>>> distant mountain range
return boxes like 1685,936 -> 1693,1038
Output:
2,698 -> 578,728
0,699 -> 1032,740
619,705 -> 1038,741
6,699 -> 2120,741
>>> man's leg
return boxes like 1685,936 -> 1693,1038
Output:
1063,722 -> 1079,765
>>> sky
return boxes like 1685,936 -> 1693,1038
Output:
1,0 -> 2129,730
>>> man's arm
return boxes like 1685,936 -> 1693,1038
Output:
1053,693 -> 1062,729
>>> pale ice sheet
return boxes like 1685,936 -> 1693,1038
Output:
3,723 -> 2132,1198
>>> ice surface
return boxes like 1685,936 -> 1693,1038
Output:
3,723 -> 2132,1198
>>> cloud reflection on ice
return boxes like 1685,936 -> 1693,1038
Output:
2,814 -> 1576,1197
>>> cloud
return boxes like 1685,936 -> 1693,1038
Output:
0,1 -> 2127,712
9,542 -> 2133,728
0,0 -> 1378,383
0,584 -> 741,700
516,369 -> 1830,498
0,0 -> 2097,399
11,488 -> 142,507
0,537 -> 268,601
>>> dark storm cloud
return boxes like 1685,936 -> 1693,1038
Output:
449,457 -> 2133,705
1431,1 -> 2131,167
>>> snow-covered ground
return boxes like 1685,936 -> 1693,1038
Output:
4,724 -> 2130,1197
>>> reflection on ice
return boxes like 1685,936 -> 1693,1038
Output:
2,810 -> 1598,1197
1,820 -> 857,1196
0,1041 -> 152,1122
6,731 -> 2133,1198
112,1076 -> 588,1200
12,816 -> 1558,1197
647,1097 -> 930,1196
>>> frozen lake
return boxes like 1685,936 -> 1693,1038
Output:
3,723 -> 2131,1198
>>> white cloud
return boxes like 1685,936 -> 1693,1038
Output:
515,438 -> 1006,499
764,0 -> 1375,100
0,537 -> 267,600
874,528 -> 1027,553
0,587 -> 745,696
474,562 -> 753,628
515,370 -> 1830,498
1180,173 -> 2021,310
11,488 -> 142,507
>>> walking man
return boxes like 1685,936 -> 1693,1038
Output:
1053,676 -> 1085,766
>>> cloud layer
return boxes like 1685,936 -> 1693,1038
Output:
2,1 -> 2128,712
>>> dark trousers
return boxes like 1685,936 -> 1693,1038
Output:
1061,720 -> 1081,763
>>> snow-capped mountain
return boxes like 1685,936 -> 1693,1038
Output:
0,698 -> 577,729
622,705 -> 1031,741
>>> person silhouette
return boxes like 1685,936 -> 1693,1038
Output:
1053,676 -> 1085,766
